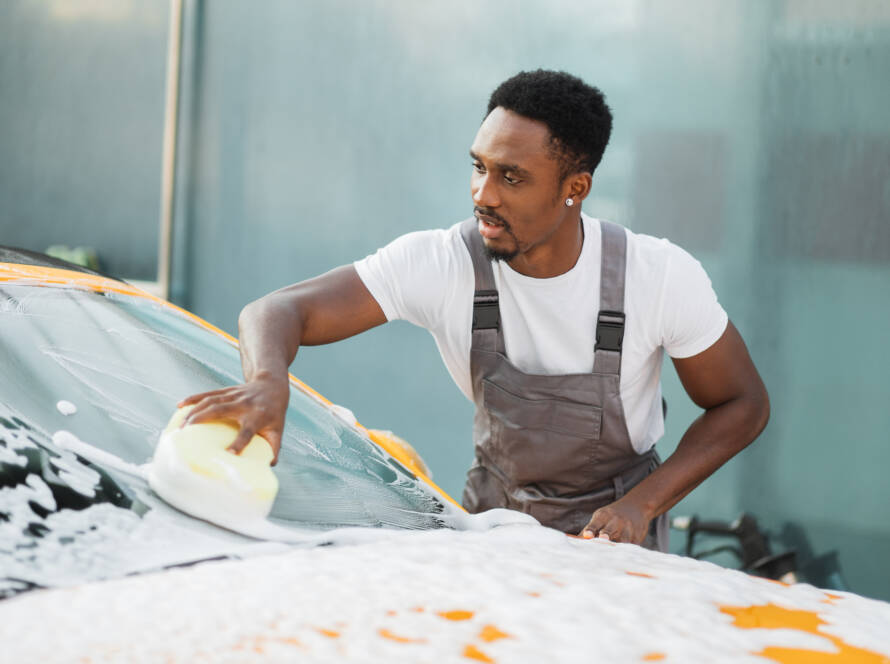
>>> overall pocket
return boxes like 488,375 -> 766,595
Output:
482,379 -> 602,488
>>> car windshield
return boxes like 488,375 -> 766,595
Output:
0,280 -> 453,598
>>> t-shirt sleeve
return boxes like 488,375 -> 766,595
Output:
660,243 -> 729,358
353,229 -> 461,331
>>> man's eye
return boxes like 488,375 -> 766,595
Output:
472,162 -> 485,173
504,175 -> 521,185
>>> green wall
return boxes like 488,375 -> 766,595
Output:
3,0 -> 889,600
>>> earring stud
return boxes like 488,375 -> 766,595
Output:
565,198 -> 574,207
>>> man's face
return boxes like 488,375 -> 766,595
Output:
470,107 -> 572,264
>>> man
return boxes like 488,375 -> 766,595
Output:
181,70 -> 769,551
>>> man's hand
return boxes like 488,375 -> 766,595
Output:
579,497 -> 651,545
178,375 -> 290,464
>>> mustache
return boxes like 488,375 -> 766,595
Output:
473,207 -> 512,230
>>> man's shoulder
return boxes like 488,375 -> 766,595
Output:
354,221 -> 475,327
621,224 -> 672,255
584,217 -> 710,294
358,220 -> 473,280
614,222 -> 701,271
580,216 -> 669,265
618,223 -> 720,323
384,220 -> 468,253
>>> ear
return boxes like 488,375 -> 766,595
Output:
565,172 -> 593,203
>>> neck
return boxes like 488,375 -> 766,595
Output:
507,212 -> 585,278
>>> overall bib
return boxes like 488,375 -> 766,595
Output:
459,218 -> 669,551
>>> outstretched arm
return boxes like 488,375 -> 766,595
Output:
179,265 -> 386,463
580,321 -> 770,543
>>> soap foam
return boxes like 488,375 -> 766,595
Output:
445,507 -> 540,531
3,524 -> 889,664
52,429 -> 147,479
46,432 -> 103,498
56,400 -> 77,416
329,403 -> 358,426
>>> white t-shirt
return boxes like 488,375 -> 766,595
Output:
354,214 -> 728,454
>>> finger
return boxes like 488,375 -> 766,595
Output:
226,425 -> 256,456
600,516 -> 626,542
186,403 -> 242,427
261,430 -> 283,465
178,392 -> 216,408
177,387 -> 238,408
580,510 -> 609,539
580,520 -> 601,539
180,398 -> 236,427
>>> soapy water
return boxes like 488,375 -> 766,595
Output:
2,413 -> 526,599
0,414 -> 374,596
1,428 -> 530,600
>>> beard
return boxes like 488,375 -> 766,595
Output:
483,243 -> 519,262
475,206 -> 519,262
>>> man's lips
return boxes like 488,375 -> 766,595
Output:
477,214 -> 503,227
474,207 -> 509,228
474,208 -> 512,240
477,214 -> 507,240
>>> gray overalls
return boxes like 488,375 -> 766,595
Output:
459,218 -> 669,551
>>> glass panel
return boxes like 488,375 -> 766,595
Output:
0,282 -> 450,598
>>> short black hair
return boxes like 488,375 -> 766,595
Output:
486,69 -> 613,180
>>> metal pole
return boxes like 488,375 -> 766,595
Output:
157,0 -> 184,301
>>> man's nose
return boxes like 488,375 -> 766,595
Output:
472,173 -> 500,208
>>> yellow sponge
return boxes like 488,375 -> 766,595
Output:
147,405 -> 279,527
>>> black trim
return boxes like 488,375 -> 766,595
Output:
595,310 -> 625,352
0,245 -> 108,277
472,289 -> 500,330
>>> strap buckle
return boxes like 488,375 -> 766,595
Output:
595,310 -> 625,352
472,290 -> 500,330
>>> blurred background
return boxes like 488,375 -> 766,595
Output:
1,0 -> 888,599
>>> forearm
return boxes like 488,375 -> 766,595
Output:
237,289 -> 305,385
236,265 -> 387,385
581,323 -> 770,543
624,392 -> 770,520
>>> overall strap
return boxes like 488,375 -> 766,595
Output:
592,220 -> 627,376
459,218 -> 505,354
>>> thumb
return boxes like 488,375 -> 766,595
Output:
226,426 -> 256,456
580,508 -> 608,539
